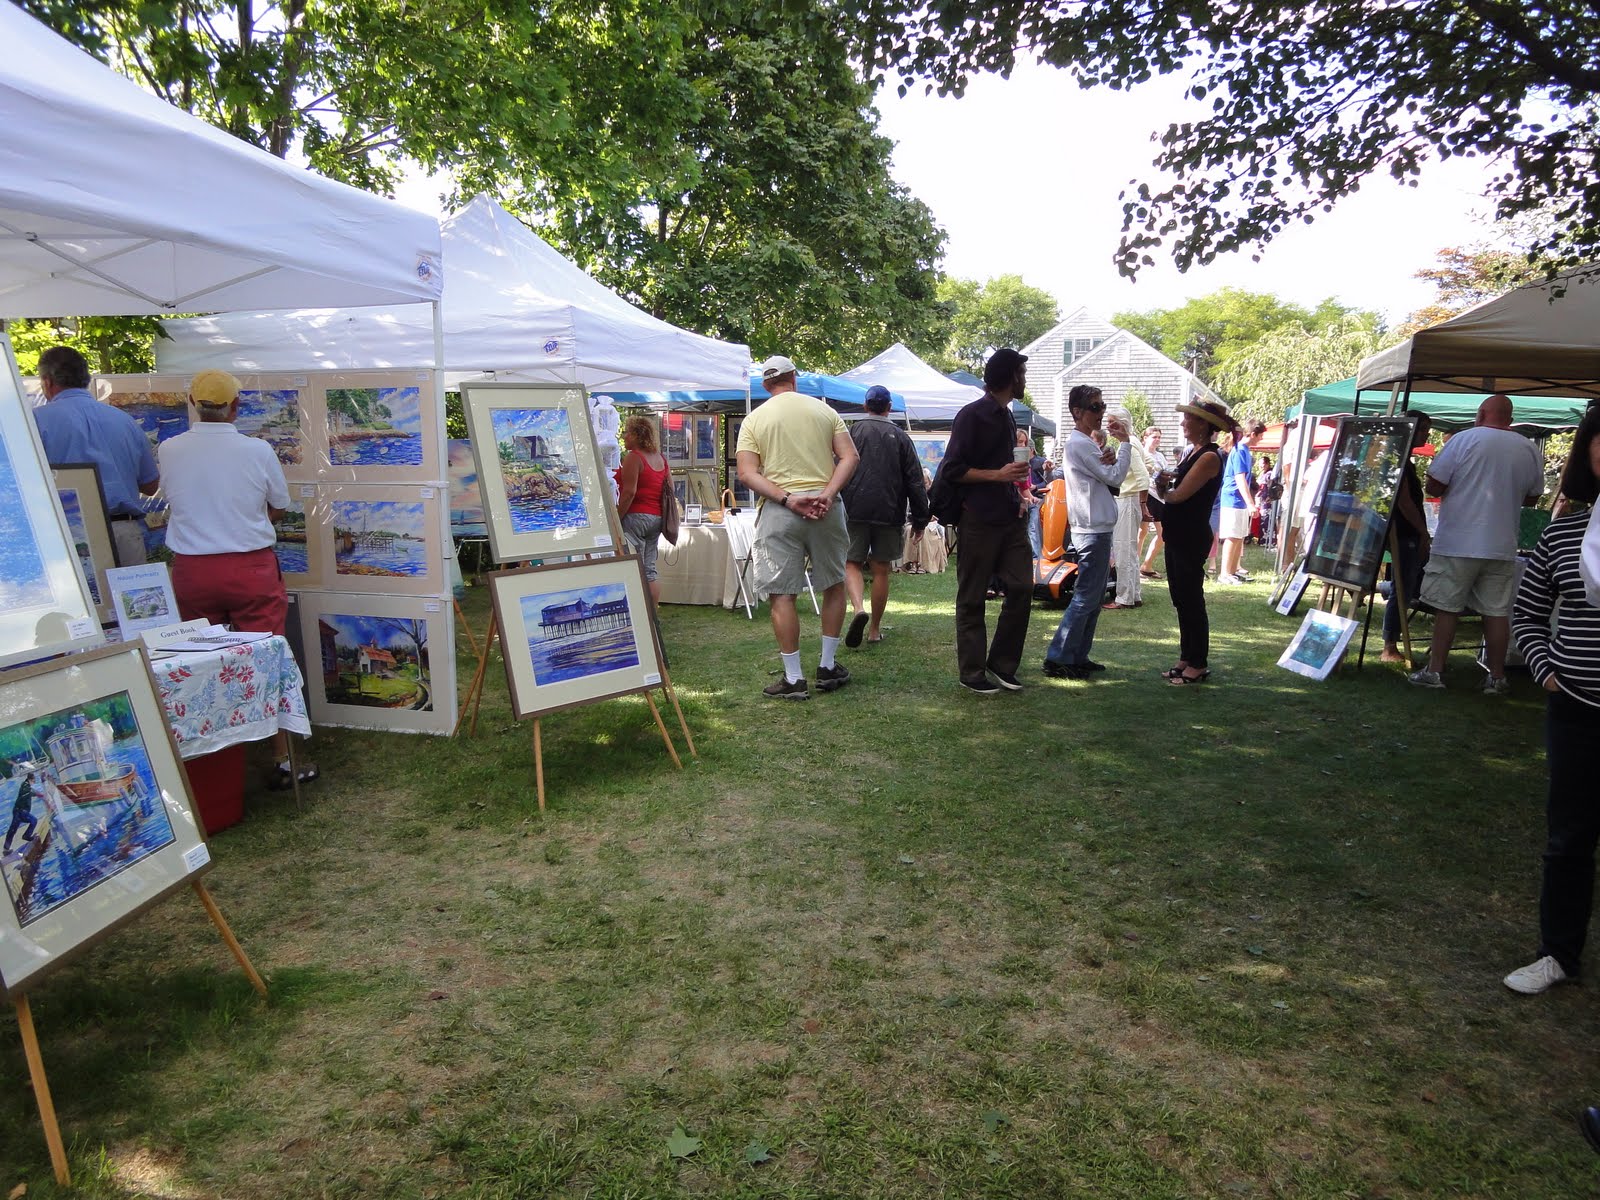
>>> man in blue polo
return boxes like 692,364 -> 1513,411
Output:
31,346 -> 159,565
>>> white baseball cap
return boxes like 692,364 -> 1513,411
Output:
759,354 -> 797,379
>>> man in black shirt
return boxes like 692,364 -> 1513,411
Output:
940,348 -> 1032,693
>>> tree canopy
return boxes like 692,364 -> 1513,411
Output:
932,275 -> 1059,374
1209,317 -> 1389,427
1397,245 -> 1549,337
848,0 -> 1600,280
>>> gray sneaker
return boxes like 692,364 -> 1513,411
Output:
1407,669 -> 1445,689
1504,955 -> 1569,994
1483,675 -> 1511,696
763,676 -> 809,700
815,664 -> 851,693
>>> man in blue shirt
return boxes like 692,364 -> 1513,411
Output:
31,346 -> 159,565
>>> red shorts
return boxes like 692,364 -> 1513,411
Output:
172,548 -> 288,636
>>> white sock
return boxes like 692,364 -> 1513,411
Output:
277,758 -> 291,771
781,651 -> 803,683
820,636 -> 840,670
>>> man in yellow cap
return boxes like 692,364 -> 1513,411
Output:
160,369 -> 315,789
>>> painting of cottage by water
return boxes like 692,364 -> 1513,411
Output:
316,612 -> 433,711
332,500 -> 428,579
522,582 -> 639,686
237,388 -> 303,465
489,408 -> 588,534
327,387 -> 424,466
106,387 -> 189,449
0,693 -> 176,928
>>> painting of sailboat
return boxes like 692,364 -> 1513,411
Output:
332,499 -> 429,579
0,695 -> 175,929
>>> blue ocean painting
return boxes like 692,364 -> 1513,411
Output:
328,387 -> 424,466
237,389 -> 302,465
489,408 -> 588,535
109,390 -> 189,448
448,439 -> 486,535
273,498 -> 309,576
0,694 -> 177,928
332,500 -> 429,578
57,487 -> 101,604
0,436 -> 53,610
522,582 -> 639,686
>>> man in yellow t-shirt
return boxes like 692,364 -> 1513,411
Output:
736,355 -> 860,700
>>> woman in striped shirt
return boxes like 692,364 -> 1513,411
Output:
1503,408 -> 1600,995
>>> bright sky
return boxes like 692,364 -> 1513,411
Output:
395,58 -> 1508,330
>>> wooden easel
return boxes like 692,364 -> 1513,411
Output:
16,877 -> 266,1186
528,676 -> 698,812
1308,524 -> 1415,671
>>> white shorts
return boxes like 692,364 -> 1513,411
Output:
1419,554 -> 1519,617
1219,507 -> 1252,540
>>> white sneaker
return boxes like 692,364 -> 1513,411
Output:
1504,955 -> 1569,994
1215,574 -> 1242,586
1483,675 -> 1511,696
1407,669 -> 1445,689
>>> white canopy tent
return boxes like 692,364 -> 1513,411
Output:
159,196 -> 751,391
0,5 -> 443,316
839,343 -> 978,422
1356,264 -> 1600,400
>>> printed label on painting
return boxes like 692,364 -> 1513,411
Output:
0,693 -> 176,927
332,500 -> 429,579
182,843 -> 210,871
489,408 -> 590,535
327,387 -> 424,467
316,611 -> 434,712
521,582 -> 638,686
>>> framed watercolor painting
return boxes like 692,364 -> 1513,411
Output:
489,557 -> 665,719
312,369 -> 441,484
53,463 -> 118,624
459,382 -> 616,562
1302,416 -> 1416,592
296,593 -> 456,734
318,484 -> 444,595
1278,609 -> 1360,681
273,482 -> 326,590
105,563 -> 180,636
0,337 -> 102,668
0,643 -> 213,999
448,438 -> 487,538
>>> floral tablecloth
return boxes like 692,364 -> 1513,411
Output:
155,636 -> 311,759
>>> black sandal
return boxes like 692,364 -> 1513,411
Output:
1167,669 -> 1210,686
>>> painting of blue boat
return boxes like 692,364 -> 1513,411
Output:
489,408 -> 587,534
273,498 -> 309,576
107,388 -> 189,449
316,612 -> 433,711
327,387 -> 424,466
522,583 -> 638,686
0,695 -> 176,928
332,500 -> 429,578
57,487 -> 101,605
0,435 -> 52,610
237,388 -> 303,466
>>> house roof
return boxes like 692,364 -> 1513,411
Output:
361,645 -> 397,664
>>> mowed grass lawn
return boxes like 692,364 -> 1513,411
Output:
3,548 -> 1595,1198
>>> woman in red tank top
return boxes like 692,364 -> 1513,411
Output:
616,415 -> 670,604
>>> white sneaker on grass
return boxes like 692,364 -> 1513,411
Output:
1407,669 -> 1445,689
1483,675 -> 1511,696
1504,955 -> 1569,994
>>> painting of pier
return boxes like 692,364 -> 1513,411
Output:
521,582 -> 638,686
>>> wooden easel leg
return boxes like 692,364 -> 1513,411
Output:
15,994 -> 70,1186
661,677 -> 697,759
645,693 -> 683,769
287,735 -> 304,811
469,617 -> 498,737
454,596 -> 482,659
532,719 -> 546,813
191,879 -> 268,998
454,610 -> 498,738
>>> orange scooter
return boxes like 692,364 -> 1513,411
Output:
1032,479 -> 1079,604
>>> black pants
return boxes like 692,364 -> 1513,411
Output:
1164,532 -> 1210,669
954,515 -> 1032,683
4,809 -> 37,852
1538,689 -> 1600,975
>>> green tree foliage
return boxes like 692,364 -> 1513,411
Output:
4,317 -> 163,375
1120,389 -> 1155,435
495,13 -> 947,371
933,275 -> 1059,373
1208,317 -> 1388,427
847,0 -> 1600,279
1113,289 -> 1368,380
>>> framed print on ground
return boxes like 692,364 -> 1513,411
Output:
460,382 -> 615,562
0,336 -> 102,668
490,557 -> 665,718
0,643 -> 212,999
1278,609 -> 1360,681
314,369 -> 440,484
1271,564 -> 1311,617
54,463 -> 117,624
1303,416 -> 1415,592
297,592 -> 456,734
319,484 -> 445,595
105,563 -> 180,637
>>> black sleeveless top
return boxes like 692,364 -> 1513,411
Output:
1162,442 -> 1224,548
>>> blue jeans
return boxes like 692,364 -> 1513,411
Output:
1045,532 -> 1112,666
1027,503 -> 1043,560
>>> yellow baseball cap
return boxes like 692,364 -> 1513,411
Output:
190,369 -> 240,408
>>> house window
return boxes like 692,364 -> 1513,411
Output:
1065,336 -> 1108,366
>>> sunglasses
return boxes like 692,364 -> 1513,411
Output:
1078,402 -> 1105,415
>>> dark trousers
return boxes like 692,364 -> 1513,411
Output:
1164,533 -> 1210,668
1382,530 -> 1424,644
4,809 -> 37,852
955,515 -> 1033,683
1538,689 -> 1600,975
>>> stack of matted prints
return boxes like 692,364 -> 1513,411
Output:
94,371 -> 455,734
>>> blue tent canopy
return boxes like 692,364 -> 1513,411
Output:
598,371 -> 906,413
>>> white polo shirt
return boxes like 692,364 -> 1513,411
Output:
158,422 -> 289,555
1428,425 -> 1543,560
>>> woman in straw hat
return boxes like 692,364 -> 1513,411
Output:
1154,399 -> 1235,685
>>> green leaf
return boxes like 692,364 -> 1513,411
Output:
667,1124 -> 702,1159
982,1109 -> 1008,1133
744,1140 -> 772,1165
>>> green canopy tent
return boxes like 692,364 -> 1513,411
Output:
1288,377 -> 1589,435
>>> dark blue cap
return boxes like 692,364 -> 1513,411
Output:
864,385 -> 892,406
